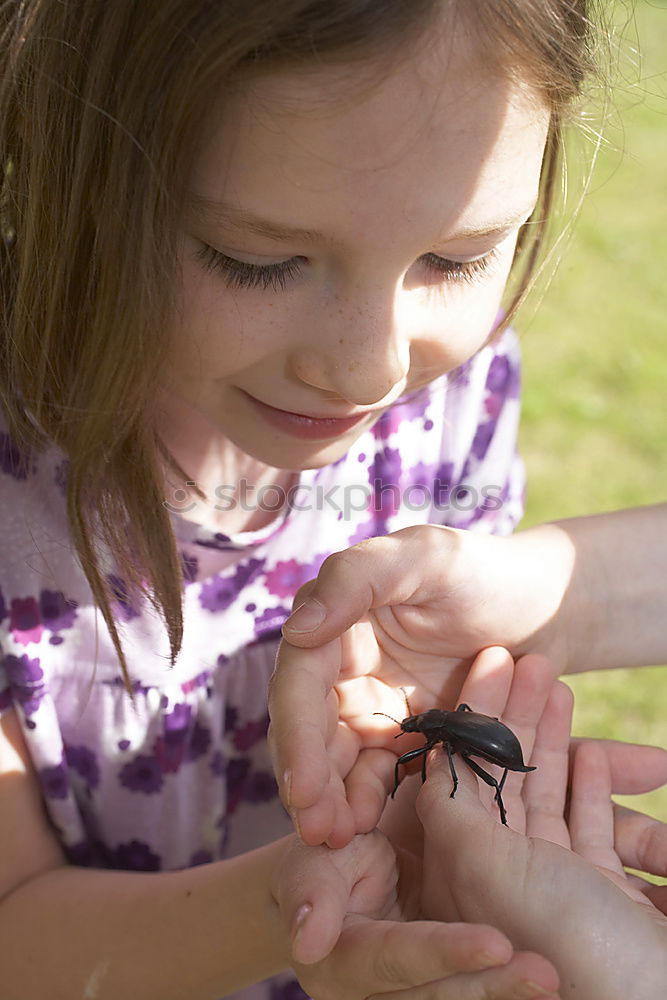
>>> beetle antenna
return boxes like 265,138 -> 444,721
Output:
399,686 -> 413,715
373,711 -> 401,726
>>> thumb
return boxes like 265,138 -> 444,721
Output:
282,527 -> 460,646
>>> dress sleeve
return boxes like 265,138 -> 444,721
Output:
434,326 -> 525,536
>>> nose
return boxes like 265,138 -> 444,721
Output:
290,286 -> 411,406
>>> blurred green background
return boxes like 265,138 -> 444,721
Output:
519,0 -> 667,828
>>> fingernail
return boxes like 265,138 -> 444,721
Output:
291,902 -> 312,943
285,599 -> 326,634
283,769 -> 292,808
522,983 -> 557,998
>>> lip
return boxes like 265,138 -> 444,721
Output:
243,392 -> 374,441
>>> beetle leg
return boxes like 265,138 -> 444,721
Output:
441,740 -> 458,798
456,703 -> 473,713
391,744 -> 433,798
460,753 -> 508,826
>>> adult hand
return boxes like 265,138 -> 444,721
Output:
269,524 -> 576,846
416,672 -> 667,1000
272,828 -> 561,1000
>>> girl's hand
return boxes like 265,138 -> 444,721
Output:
416,668 -> 667,1000
272,829 -> 561,1000
269,524 -> 574,847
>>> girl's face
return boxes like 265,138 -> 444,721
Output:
164,29 -> 550,471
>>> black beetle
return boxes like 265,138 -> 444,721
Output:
375,697 -> 536,826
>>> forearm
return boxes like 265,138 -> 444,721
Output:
519,504 -> 667,672
0,835 -> 293,1000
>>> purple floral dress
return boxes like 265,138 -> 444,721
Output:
0,329 -> 523,999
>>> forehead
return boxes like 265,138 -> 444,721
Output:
189,27 -> 550,245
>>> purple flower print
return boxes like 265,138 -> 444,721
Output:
226,756 -> 251,814
368,446 -> 403,519
486,353 -> 520,398
119,754 -> 164,794
3,652 -> 45,716
210,750 -> 225,776
65,744 -> 100,789
180,550 -> 199,583
471,419 -> 496,462
190,849 -> 214,867
0,431 -> 34,479
232,715 -> 268,752
165,702 -> 192,732
152,731 -> 186,773
39,761 -> 69,799
40,589 -> 78,632
225,704 -> 239,732
199,557 -> 265,613
271,979 -> 310,1000
9,596 -> 43,644
264,559 -> 313,600
185,720 -> 211,762
253,605 -> 291,637
107,574 -> 140,622
110,839 -> 161,872
66,841 -> 95,867
245,770 -> 278,804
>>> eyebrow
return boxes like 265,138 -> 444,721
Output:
185,193 -> 537,246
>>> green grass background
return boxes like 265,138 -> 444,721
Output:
518,0 -> 667,828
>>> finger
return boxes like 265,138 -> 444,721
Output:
268,638 -> 342,812
499,655 -> 555,758
612,803 -> 667,878
281,527 -> 457,646
453,647 -> 515,817
276,713 -> 358,847
568,741 -> 625,877
523,681 -> 573,846
368,951 -> 561,1000
492,655 -> 556,832
457,645 -> 514,716
298,722 -> 360,848
325,917 -> 516,992
282,831 -> 397,965
569,739 -> 667,795
345,747 -> 398,833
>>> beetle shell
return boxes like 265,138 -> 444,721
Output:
401,708 -> 532,771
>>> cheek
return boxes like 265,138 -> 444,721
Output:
413,270 -> 513,372
166,259 -> 295,376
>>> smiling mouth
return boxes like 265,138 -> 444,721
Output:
243,392 -> 377,440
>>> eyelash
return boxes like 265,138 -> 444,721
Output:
195,243 -> 498,292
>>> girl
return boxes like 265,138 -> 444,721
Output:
0,0 -> 614,997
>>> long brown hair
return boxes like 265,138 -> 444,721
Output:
0,0 -> 605,686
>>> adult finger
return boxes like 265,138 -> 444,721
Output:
612,803 -> 667,878
523,681 -> 573,847
316,917 -> 516,995
368,951 -> 561,1000
569,739 -> 667,795
568,741 -> 625,877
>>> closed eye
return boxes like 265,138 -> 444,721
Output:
195,243 -> 305,291
194,242 -> 499,291
419,250 -> 499,284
